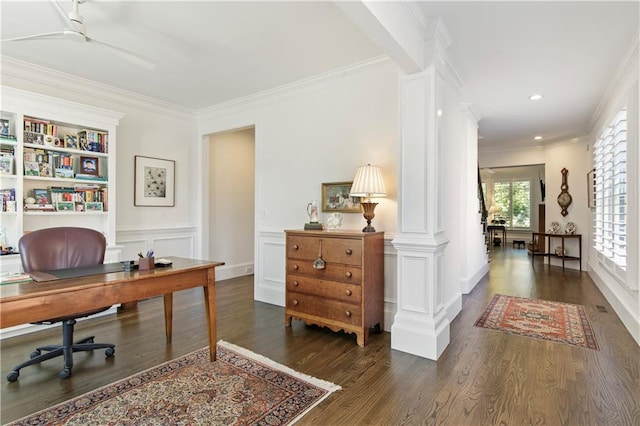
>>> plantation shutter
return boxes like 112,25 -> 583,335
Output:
593,108 -> 627,269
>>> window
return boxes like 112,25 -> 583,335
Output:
492,180 -> 531,228
593,108 -> 626,270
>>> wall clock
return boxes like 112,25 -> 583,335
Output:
557,167 -> 572,216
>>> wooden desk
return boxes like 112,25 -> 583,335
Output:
0,257 -> 224,361
531,233 -> 582,271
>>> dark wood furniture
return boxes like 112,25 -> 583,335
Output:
1,257 -> 224,362
530,233 -> 582,270
284,229 -> 384,346
487,225 -> 507,246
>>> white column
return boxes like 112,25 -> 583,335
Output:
391,66 -> 450,360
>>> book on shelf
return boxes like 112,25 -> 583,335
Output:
75,173 -> 106,181
24,204 -> 55,212
0,188 -> 16,212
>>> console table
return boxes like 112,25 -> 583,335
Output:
487,225 -> 507,246
531,233 -> 582,271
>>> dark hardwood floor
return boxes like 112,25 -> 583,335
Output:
2,247 -> 639,425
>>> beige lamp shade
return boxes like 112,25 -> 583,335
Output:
349,164 -> 387,199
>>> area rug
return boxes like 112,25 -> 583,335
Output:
474,294 -> 599,350
9,340 -> 341,425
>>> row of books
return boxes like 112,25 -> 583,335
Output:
27,185 -> 108,212
0,188 -> 16,212
24,117 -> 57,136
78,130 -> 108,153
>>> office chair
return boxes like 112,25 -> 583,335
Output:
6,227 -> 115,382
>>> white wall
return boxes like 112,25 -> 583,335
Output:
198,58 -> 400,316
208,128 -> 255,280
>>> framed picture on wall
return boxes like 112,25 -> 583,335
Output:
321,181 -> 361,213
134,155 -> 175,207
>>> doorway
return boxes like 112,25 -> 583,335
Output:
208,127 -> 255,279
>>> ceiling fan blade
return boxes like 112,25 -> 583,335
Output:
86,37 -> 156,71
50,0 -> 74,29
1,32 -> 66,42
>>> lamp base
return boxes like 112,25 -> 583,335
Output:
360,201 -> 378,233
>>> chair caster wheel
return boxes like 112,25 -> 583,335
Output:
7,371 -> 19,382
30,350 -> 41,359
105,347 -> 115,357
59,369 -> 71,380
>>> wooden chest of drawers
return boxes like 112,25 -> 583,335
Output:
284,229 -> 384,346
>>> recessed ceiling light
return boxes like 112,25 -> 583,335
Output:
534,135 -> 543,140
529,94 -> 543,101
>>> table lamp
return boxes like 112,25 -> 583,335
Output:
349,164 -> 387,232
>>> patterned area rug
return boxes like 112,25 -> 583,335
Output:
9,340 -> 341,425
475,294 -> 599,350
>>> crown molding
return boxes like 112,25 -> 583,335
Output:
590,32 -> 639,132
0,56 -> 196,121
197,55 -> 394,119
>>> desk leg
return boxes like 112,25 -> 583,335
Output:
203,267 -> 217,361
163,293 -> 173,343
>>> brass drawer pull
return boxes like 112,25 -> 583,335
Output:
345,289 -> 352,296
293,281 -> 299,286
293,299 -> 299,306
293,264 -> 299,270
345,310 -> 352,317
293,244 -> 299,250
345,249 -> 352,255
345,271 -> 352,278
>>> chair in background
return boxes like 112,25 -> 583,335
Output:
6,227 -> 115,382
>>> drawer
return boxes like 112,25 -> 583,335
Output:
286,292 -> 362,326
286,275 -> 362,304
287,235 -> 362,266
286,260 -> 361,284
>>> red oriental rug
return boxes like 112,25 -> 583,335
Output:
8,340 -> 341,425
474,294 -> 599,350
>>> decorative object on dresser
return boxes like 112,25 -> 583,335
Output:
557,167 -> 572,216
326,212 -> 343,231
304,200 -> 323,230
349,164 -> 387,232
285,229 -> 384,346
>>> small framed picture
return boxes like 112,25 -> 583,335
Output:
65,135 -> 78,149
33,188 -> 50,204
38,163 -> 52,177
0,156 -> 13,175
321,181 -> 361,213
56,201 -> 75,211
80,156 -> 99,176
86,201 -> 103,211
0,119 -> 9,137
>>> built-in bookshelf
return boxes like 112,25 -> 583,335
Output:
0,86 -> 123,272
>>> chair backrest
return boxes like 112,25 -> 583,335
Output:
19,227 -> 106,272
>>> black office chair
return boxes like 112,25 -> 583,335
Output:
6,227 -> 115,382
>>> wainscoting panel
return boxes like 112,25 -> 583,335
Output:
116,227 -> 198,262
255,231 -> 286,306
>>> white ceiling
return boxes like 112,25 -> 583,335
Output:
1,1 -> 638,149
